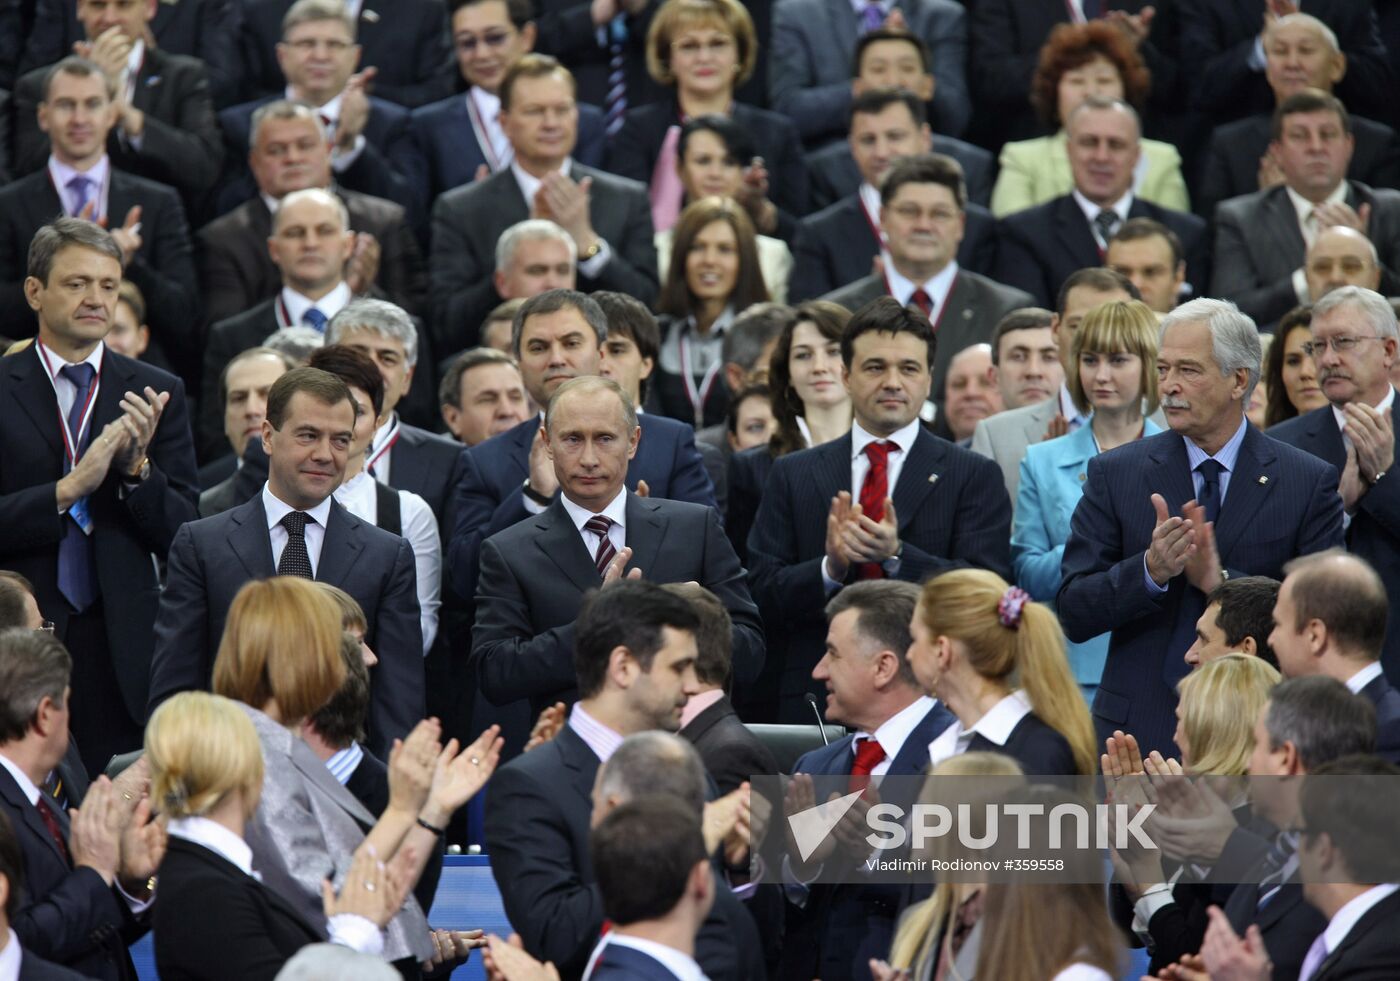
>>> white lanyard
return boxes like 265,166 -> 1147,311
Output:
366,417 -> 400,476
466,93 -> 508,172
678,329 -> 723,426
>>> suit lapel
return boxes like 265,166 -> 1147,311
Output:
624,495 -> 667,578
1263,190 -> 1306,265
503,416 -> 540,487
0,767 -> 68,867
1145,431 -> 1198,513
1213,426 -> 1277,559
6,346 -> 63,457
891,430 -> 944,531
390,428 -> 426,490
533,500 -> 603,593
1298,405 -> 1347,472
937,274 -> 978,349
1053,195 -> 1100,267
1021,398 -> 1057,450
93,346 -> 135,432
317,501 -> 365,586
555,726 -> 602,811
227,496 -> 277,578
132,48 -> 163,113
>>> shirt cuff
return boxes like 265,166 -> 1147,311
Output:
116,878 -> 155,915
330,135 -> 368,173
820,557 -> 844,594
1248,36 -> 1267,72
1292,267 -> 1310,305
577,239 -> 613,278
1143,554 -> 1169,595
780,854 -> 823,908
1131,886 -> 1176,939
327,913 -> 386,956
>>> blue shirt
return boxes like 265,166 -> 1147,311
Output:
1144,416 -> 1248,594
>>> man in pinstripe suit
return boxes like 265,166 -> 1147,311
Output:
1058,298 -> 1344,757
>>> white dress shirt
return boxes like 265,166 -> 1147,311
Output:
560,487 -> 629,563
262,483 -> 333,575
510,159 -> 612,277
0,930 -> 20,981
280,282 -> 353,332
1287,181 -> 1348,249
852,695 -> 938,777
1049,965 -> 1113,981
1344,660 -> 1385,695
1072,189 -> 1133,251
885,261 -> 958,320
821,417 -> 922,590
469,87 -> 513,171
48,154 -> 111,221
928,690 -> 1033,769
334,470 -> 441,651
1311,883 -> 1400,975
36,339 -> 105,425
1331,386 -> 1395,440
582,934 -> 709,981
326,742 -> 366,785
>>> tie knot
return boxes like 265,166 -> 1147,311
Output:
59,363 -> 96,388
280,511 -> 311,536
584,515 -> 613,536
66,174 -> 91,194
302,307 -> 328,331
853,737 -> 886,770
1094,208 -> 1118,239
1196,459 -> 1225,481
864,440 -> 897,465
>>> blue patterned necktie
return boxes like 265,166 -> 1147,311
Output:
860,2 -> 885,33
57,363 -> 98,611
302,307 -> 328,332
1196,459 -> 1224,524
66,175 -> 93,218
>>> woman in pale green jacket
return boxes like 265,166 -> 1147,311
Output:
991,21 -> 1188,218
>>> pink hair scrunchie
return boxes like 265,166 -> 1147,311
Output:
998,586 -> 1030,629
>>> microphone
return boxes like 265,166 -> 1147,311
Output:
805,693 -> 830,746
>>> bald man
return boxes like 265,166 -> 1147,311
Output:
941,344 -> 1002,445
1305,226 -> 1382,299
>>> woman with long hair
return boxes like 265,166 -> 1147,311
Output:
908,569 -> 1098,776
1013,299 -> 1161,706
651,196 -> 770,428
991,21 -> 1188,217
1262,306 -> 1328,428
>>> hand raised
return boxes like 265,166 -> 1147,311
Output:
601,546 -> 642,586
527,426 -> 559,498
1145,493 -> 1195,586
68,777 -> 123,884
524,702 -> 567,753
1180,500 -> 1222,594
386,719 -> 443,817
423,725 -> 504,824
825,492 -> 855,580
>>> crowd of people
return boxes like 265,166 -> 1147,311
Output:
3,0 -> 1400,978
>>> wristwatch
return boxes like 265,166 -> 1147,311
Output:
125,456 -> 151,483
580,239 -> 603,261
522,479 -> 552,507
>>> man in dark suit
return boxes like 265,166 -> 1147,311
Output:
1267,550 -> 1400,762
748,297 -> 1012,721
217,0 -> 417,220
822,154 -> 1034,405
0,805 -> 93,980
197,100 -> 426,328
1214,90 -> 1400,329
1196,14 -> 1400,221
238,0 -> 454,108
804,29 -> 992,211
1058,298 -> 1345,757
429,54 -> 658,354
530,0 -> 664,115
148,367 -> 424,755
673,584 -> 778,796
405,0 -> 608,215
783,581 -> 955,981
18,0 -> 244,110
446,289 -> 715,606
0,59 -> 198,386
1178,0 -> 1392,129
0,628 -> 162,979
197,347 -> 293,503
791,89 -> 997,302
473,375 -> 762,715
770,0 -> 969,143
486,585 -> 766,981
0,218 -> 198,773
12,0 -> 224,211
1105,218 -> 1188,314
995,98 -> 1209,309
1267,286 -> 1400,679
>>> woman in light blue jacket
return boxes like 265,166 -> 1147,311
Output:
1013,300 -> 1161,706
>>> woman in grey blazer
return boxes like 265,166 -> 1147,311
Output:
211,577 -> 502,973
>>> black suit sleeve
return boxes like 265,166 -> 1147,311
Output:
12,862 -> 127,966
604,110 -> 659,185
367,4 -> 457,109
366,536 -> 426,754
967,0 -> 1038,117
1211,203 -> 1302,327
126,61 -> 226,194
746,460 -> 830,629
125,376 -> 200,557
196,226 -> 258,330
899,455 -> 1012,582
696,506 -> 765,689
149,522 -> 214,715
364,206 -> 428,319
483,762 -> 604,978
992,216 -> 1055,307
428,192 -> 501,353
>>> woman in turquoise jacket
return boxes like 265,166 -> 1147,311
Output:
1012,300 -> 1162,705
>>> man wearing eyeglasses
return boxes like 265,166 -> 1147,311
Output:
823,153 -> 1031,409
404,0 -> 607,213
1268,285 -> 1400,675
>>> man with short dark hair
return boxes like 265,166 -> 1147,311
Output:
471,374 -> 761,715
593,290 -> 659,409
1106,218 -> 1187,313
148,367 -> 424,755
989,307 -> 1060,412
996,98 -> 1208,310
1214,89 -> 1400,328
0,574 -> 43,632
0,218 -> 197,773
440,349 -> 531,446
749,297 -> 1010,720
0,803 -> 91,980
0,58 -> 198,384
823,153 -> 1033,405
791,89 -> 997,302
1268,550 -> 1400,762
198,347 -> 294,516
1184,576 -> 1281,670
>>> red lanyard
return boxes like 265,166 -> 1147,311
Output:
36,340 -> 102,466
466,92 -> 506,172
882,271 -> 959,333
366,418 -> 401,475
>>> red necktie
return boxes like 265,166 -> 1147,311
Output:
909,289 -> 933,319
35,797 -> 70,865
856,441 -> 897,579
849,738 -> 886,794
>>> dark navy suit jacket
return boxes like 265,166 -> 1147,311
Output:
786,701 -> 955,981
446,413 -> 715,605
747,429 -> 1011,721
1360,672 -> 1400,764
1058,425 -> 1344,756
590,943 -> 690,981
1267,400 -> 1400,679
403,92 -> 607,218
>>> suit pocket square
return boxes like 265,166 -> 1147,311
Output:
362,8 -> 381,21
145,75 -> 162,87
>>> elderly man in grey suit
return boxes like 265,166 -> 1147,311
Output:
823,153 -> 1031,408
970,268 -> 1137,503
429,53 -> 657,355
148,368 -> 424,756
1214,89 -> 1400,329
770,0 -> 970,144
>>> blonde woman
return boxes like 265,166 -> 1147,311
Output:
149,692 -> 402,980
908,569 -> 1097,776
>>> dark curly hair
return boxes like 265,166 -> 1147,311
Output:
1030,21 -> 1151,126
767,301 -> 850,458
